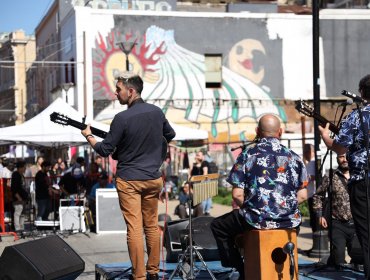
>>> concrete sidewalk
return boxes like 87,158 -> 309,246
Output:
0,200 -> 325,279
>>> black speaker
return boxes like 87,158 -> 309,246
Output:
163,216 -> 219,262
0,235 -> 85,280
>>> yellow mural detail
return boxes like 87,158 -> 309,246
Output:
228,39 -> 266,85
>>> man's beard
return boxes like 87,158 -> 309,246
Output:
338,164 -> 349,172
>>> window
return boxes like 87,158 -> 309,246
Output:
205,54 -> 222,88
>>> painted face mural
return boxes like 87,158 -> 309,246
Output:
92,26 -> 286,143
228,39 -> 266,85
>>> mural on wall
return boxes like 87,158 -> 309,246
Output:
92,16 -> 287,143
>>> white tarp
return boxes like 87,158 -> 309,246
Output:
0,98 -> 109,147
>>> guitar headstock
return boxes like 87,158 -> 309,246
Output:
295,100 -> 314,118
50,112 -> 71,126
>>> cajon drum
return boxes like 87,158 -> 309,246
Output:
244,229 -> 298,280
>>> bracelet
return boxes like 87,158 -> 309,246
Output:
85,134 -> 94,140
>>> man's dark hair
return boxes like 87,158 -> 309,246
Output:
41,161 -> 52,168
359,74 -> 370,99
15,161 -> 26,169
76,157 -> 85,165
117,75 -> 143,94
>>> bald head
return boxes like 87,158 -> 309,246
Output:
256,114 -> 282,138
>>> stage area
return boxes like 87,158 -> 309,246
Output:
96,259 -> 365,280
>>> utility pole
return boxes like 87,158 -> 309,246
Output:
117,39 -> 137,71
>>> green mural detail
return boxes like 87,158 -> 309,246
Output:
212,89 -> 221,138
223,81 -> 239,122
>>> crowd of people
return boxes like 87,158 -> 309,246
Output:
0,154 -> 115,234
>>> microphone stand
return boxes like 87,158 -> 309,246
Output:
230,138 -> 259,152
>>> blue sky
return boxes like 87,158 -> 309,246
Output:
0,0 -> 53,35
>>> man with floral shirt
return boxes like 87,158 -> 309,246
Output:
211,114 -> 308,279
319,74 -> 370,279
313,154 -> 356,268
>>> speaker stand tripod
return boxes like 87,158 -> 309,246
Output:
169,197 -> 216,280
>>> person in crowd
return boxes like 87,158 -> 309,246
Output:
211,114 -> 308,279
35,161 -> 53,221
313,153 -> 358,269
319,74 -> 370,279
303,144 -> 318,238
11,161 -> 28,233
74,156 -> 86,173
1,160 -> 14,215
81,74 -> 176,280
85,162 -> 100,195
59,160 -> 67,175
49,161 -> 60,184
189,151 -> 212,215
58,166 -> 85,198
89,172 -> 115,200
175,181 -> 203,219
94,155 -> 104,173
25,156 -> 44,178
161,155 -> 172,182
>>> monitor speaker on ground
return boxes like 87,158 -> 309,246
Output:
163,216 -> 219,262
0,235 -> 85,280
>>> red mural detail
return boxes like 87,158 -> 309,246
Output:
93,30 -> 166,100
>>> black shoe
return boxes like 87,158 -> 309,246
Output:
147,273 -> 159,280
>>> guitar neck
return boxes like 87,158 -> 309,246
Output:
68,119 -> 108,139
312,113 -> 339,135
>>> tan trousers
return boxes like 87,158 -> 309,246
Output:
116,177 -> 163,280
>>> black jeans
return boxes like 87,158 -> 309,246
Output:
348,180 -> 370,278
210,209 -> 250,274
329,219 -> 356,265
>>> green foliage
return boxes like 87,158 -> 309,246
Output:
214,187 -> 233,206
299,200 -> 309,217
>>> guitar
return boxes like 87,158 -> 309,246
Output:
50,112 -> 168,161
295,100 -> 340,135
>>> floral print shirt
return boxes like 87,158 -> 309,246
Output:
313,169 -> 352,222
335,106 -> 370,184
227,137 -> 308,229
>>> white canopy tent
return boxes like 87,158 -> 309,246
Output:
0,98 -> 109,147
169,122 -> 208,141
0,98 -> 208,148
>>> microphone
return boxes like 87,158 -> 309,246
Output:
341,90 -> 368,104
339,98 -> 353,107
283,242 -> 295,255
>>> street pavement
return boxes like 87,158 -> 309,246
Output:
0,199 -> 329,279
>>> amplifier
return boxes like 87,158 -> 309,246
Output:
59,206 -> 86,233
96,189 -> 126,234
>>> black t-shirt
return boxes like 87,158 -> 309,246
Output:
11,171 -> 28,201
190,161 -> 209,176
59,172 -> 78,195
35,170 -> 51,200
